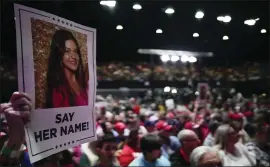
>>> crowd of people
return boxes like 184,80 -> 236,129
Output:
0,88 -> 269,167
97,62 -> 264,81
0,61 -> 266,82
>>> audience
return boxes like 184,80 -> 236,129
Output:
0,62 -> 267,82
1,87 -> 270,166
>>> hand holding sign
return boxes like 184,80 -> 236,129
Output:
1,92 -> 32,149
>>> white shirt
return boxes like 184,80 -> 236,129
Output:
219,143 -> 256,166
203,133 -> 215,147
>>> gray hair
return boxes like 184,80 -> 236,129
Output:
190,146 -> 218,167
177,129 -> 197,141
214,124 -> 231,150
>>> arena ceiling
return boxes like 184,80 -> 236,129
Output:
1,0 -> 269,63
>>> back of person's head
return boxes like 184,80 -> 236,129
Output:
210,112 -> 222,123
182,114 -> 192,122
190,146 -> 220,167
140,133 -> 162,155
208,121 -> 221,135
177,129 -> 198,141
244,123 -> 256,138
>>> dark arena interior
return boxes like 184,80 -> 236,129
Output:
0,0 -> 270,166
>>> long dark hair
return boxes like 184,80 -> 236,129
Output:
46,29 -> 86,108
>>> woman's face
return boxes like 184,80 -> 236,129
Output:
62,40 -> 79,71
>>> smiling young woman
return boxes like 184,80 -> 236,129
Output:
46,29 -> 88,108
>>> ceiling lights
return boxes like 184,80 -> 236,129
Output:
195,11 -> 204,19
171,55 -> 180,62
217,16 -> 223,21
133,3 -> 142,10
223,35 -> 229,40
165,7 -> 175,14
261,29 -> 267,33
181,55 -> 189,63
116,25 -> 123,30
223,16 -> 232,23
193,33 -> 199,37
189,56 -> 197,63
160,55 -> 197,63
160,55 -> 170,62
100,0 -> 116,8
244,18 -> 259,26
164,86 -> 171,93
156,29 -> 163,34
171,88 -> 177,94
217,15 -> 231,23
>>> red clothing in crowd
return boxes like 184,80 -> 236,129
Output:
133,105 -> 140,115
179,148 -> 189,163
52,86 -> 88,108
118,145 -> 137,167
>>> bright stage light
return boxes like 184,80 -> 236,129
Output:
165,8 -> 175,14
160,55 -> 170,62
195,11 -> 204,19
133,3 -> 142,10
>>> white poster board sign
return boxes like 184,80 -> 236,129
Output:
14,4 -> 96,163
165,99 -> 175,110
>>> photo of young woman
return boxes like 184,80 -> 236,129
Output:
46,29 -> 88,108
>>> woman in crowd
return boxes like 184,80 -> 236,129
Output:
214,124 -> 256,166
46,29 -> 88,108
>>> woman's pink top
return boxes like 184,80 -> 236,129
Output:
52,86 -> 88,108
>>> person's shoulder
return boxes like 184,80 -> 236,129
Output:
169,135 -> 178,141
158,156 -> 171,166
128,155 -> 142,167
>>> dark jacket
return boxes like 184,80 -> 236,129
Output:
170,149 -> 190,167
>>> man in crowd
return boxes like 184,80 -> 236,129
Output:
170,129 -> 201,167
80,132 -> 119,167
128,133 -> 170,167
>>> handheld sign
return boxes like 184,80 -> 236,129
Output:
197,83 -> 209,108
14,4 -> 96,163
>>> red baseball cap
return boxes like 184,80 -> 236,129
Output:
156,120 -> 167,131
114,122 -> 126,131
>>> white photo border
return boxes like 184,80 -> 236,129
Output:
14,4 -> 97,163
